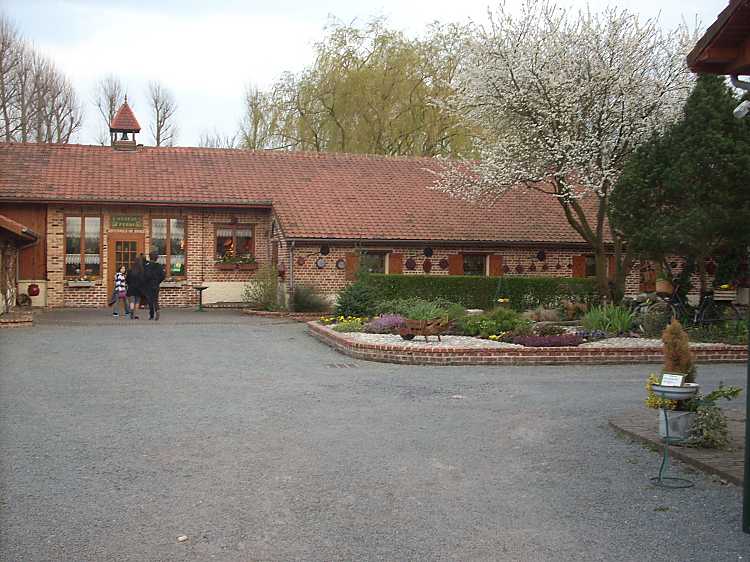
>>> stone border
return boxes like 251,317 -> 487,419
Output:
307,322 -> 748,366
609,411 -> 743,486
0,311 -> 33,328
243,310 -> 324,323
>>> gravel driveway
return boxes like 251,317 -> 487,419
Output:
1,310 -> 749,561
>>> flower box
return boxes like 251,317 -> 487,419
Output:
215,263 -> 237,271
67,280 -> 96,288
237,263 -> 257,271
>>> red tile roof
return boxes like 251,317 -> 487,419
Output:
0,213 -> 38,242
0,143 -> 605,245
110,101 -> 141,132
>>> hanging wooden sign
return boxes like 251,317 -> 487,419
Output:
110,215 -> 143,229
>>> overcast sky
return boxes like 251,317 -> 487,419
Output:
2,0 -> 728,147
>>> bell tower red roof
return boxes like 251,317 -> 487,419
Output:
110,99 -> 141,133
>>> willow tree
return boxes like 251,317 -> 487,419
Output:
241,18 -> 477,157
434,2 -> 695,300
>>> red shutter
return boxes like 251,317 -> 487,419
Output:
388,253 -> 403,274
572,255 -> 586,278
608,255 -> 616,281
489,255 -> 503,277
345,253 -> 359,281
448,254 -> 464,275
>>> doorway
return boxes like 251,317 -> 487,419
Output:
107,234 -> 144,300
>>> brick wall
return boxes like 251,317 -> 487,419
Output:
281,241 -> 642,299
48,205 -> 273,308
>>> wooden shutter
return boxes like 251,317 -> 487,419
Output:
388,253 -> 403,274
571,255 -> 586,278
608,255 -> 616,281
345,253 -> 359,281
448,254 -> 464,275
489,255 -> 503,277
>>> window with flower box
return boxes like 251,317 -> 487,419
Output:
65,215 -> 101,278
216,224 -> 254,263
150,218 -> 186,277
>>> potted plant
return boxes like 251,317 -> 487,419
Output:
655,271 -> 673,296
645,319 -> 697,441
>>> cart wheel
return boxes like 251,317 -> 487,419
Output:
401,333 -> 415,340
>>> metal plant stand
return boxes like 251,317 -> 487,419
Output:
650,383 -> 700,489
194,286 -> 208,312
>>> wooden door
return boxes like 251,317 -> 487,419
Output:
107,234 -> 144,299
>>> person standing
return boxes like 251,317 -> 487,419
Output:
143,251 -> 165,320
113,265 -> 130,318
126,255 -> 145,319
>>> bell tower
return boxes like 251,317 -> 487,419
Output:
109,96 -> 141,150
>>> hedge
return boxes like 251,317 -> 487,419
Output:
359,274 -> 598,311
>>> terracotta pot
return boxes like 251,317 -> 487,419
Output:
655,279 -> 673,295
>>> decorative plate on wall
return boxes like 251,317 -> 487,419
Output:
529,262 -> 537,272
423,247 -> 434,257
405,258 -> 417,270
515,264 -> 524,274
537,250 -> 546,261
320,245 -> 330,256
422,259 -> 432,273
297,256 -> 306,266
439,258 -> 449,270
336,258 -> 346,270
315,258 -> 326,269
503,264 -> 511,274
541,263 -> 549,272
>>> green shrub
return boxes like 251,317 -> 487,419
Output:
358,274 -> 598,311
292,284 -> 329,312
534,324 -> 567,336
486,307 -> 525,331
639,303 -> 672,338
374,297 -> 465,320
242,265 -> 280,311
582,305 -> 634,334
687,321 -> 748,346
335,281 -> 375,316
332,317 -> 365,332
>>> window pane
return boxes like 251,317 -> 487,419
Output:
235,226 -> 253,258
170,218 -> 186,276
585,256 -> 596,277
65,217 -> 81,276
360,253 -> 385,274
151,219 -> 167,266
65,217 -> 81,254
463,254 -> 486,276
216,226 -> 233,259
84,217 -> 100,276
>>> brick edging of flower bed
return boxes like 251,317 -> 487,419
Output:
242,310 -> 323,322
307,322 -> 748,366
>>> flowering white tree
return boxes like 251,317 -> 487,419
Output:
435,1 -> 695,300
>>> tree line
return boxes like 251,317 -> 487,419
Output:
0,14 -> 178,147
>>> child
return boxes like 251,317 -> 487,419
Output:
113,265 -> 130,317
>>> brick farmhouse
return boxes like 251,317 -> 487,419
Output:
0,102 -> 647,310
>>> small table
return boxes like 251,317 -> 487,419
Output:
649,383 -> 700,489
194,286 -> 208,312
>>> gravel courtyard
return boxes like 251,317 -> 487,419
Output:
1,310 -> 749,561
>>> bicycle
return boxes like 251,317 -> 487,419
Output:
692,289 -> 743,328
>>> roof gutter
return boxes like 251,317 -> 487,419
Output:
0,197 -> 274,209
285,237 -> 610,249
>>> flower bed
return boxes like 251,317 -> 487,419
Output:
307,322 -> 747,366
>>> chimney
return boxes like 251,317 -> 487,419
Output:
110,96 -> 141,150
